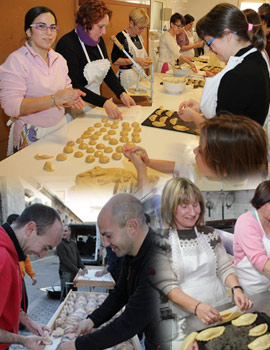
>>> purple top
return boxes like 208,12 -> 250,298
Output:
75,25 -> 100,46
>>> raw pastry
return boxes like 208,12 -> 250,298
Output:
96,143 -> 105,150
173,125 -> 189,131
94,131 -> 102,136
125,142 -> 135,147
56,154 -> 67,161
104,122 -> 111,127
149,114 -> 157,122
122,122 -> 130,127
81,133 -> 91,139
181,332 -> 198,350
120,136 -> 129,143
112,152 -> 122,160
91,135 -> 99,140
103,135 -> 110,141
76,138 -> 84,144
113,120 -> 119,124
86,147 -> 95,153
159,116 -> 168,124
116,145 -> 123,153
52,327 -> 64,338
43,161 -> 54,172
79,143 -> 88,150
63,146 -> 74,154
156,109 -> 165,115
94,151 -> 103,158
132,136 -> 141,143
196,326 -> 225,341
35,153 -> 54,160
131,121 -> 139,127
152,121 -> 166,127
170,117 -> 178,125
122,126 -> 131,131
42,331 -> 53,345
99,156 -> 110,164
100,127 -> 107,132
111,124 -> 118,129
102,117 -> 108,123
85,155 -> 95,163
94,122 -> 102,128
104,147 -> 113,153
131,132 -> 140,137
219,309 -> 241,323
249,323 -> 268,337
166,110 -> 174,117
232,313 -> 258,326
66,141 -> 75,147
120,130 -> 128,136
133,126 -> 141,132
108,130 -> 116,135
88,140 -> 97,146
74,151 -> 84,158
248,334 -> 270,350
109,138 -> 118,145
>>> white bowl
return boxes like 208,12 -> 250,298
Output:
163,77 -> 186,94
173,67 -> 191,77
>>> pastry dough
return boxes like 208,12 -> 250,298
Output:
56,154 -> 67,161
133,126 -> 141,132
96,143 -> 105,150
120,130 -> 129,136
122,126 -> 131,131
249,323 -> 268,337
74,151 -> 84,158
100,127 -> 107,132
113,119 -> 120,124
196,326 -> 225,341
99,156 -> 110,164
108,130 -> 116,135
149,114 -> 157,122
63,146 -> 74,154
116,145 -> 123,153
181,332 -> 198,350
66,141 -> 75,147
232,313 -> 258,326
112,152 -> 122,160
85,155 -> 95,163
159,116 -> 168,124
42,331 -> 53,345
111,124 -> 118,129
173,125 -> 189,131
79,143 -> 88,150
166,110 -> 174,117
104,147 -> 113,153
132,136 -> 141,143
43,161 -> 54,172
87,127 -> 94,132
102,117 -> 108,123
109,138 -> 118,145
125,142 -> 135,147
155,109 -> 165,115
120,136 -> 129,143
94,122 -> 102,128
104,122 -> 111,127
248,334 -> 270,350
82,133 -> 91,139
76,138 -> 84,144
170,117 -> 178,125
122,122 -> 130,127
131,132 -> 140,137
132,122 -> 139,127
52,327 -> 64,338
35,153 -> 54,160
88,140 -> 97,146
219,309 -> 241,323
86,147 -> 95,153
94,131 -> 102,136
152,121 -> 166,127
94,151 -> 103,158
91,135 -> 99,140
103,135 -> 110,141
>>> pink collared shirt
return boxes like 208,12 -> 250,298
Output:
0,42 -> 71,127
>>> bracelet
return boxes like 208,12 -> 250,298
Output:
231,285 -> 244,295
50,94 -> 58,107
194,302 -> 202,315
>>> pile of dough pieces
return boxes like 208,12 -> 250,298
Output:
35,118 -> 142,172
49,292 -> 134,350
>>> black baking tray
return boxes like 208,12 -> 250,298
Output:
197,311 -> 270,350
141,108 -> 199,135
200,65 -> 222,73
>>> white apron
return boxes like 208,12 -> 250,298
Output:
118,31 -> 147,90
169,227 -> 229,319
235,210 -> 270,296
183,30 -> 194,58
200,47 -> 257,119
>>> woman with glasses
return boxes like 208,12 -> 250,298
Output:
111,8 -> 152,90
178,3 -> 269,128
157,13 -> 197,73
0,6 -> 85,155
234,180 -> 270,296
56,0 -> 135,120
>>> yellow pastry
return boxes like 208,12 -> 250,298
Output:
76,138 -> 84,144
125,142 -> 135,147
120,130 -> 129,136
91,135 -> 99,140
122,126 -> 131,131
152,121 -> 166,127
173,125 -> 189,131
116,145 -> 123,153
35,153 -> 53,160
108,130 -> 116,135
170,117 -> 178,125
87,127 -> 94,132
94,151 -> 103,158
232,313 -> 258,327
181,332 -> 198,350
113,119 -> 119,124
133,126 -> 141,132
85,155 -> 95,163
132,136 -> 141,143
219,309 -> 241,323
56,154 -> 67,161
63,146 -> 74,154
94,131 -> 102,136
111,124 -> 118,129
94,122 -> 102,128
196,326 -> 225,341
249,323 -> 268,337
112,152 -> 122,160
100,127 -> 107,133
86,147 -> 95,153
81,133 -> 91,139
102,117 -> 108,123
155,109 -> 165,115
120,136 -> 129,143
99,156 -> 110,164
74,151 -> 84,158
96,143 -> 105,150
131,132 -> 140,138
103,134 -> 111,141
66,141 -> 75,147
109,138 -> 118,145
122,122 -> 130,127
43,161 -> 54,172
131,121 -> 139,127
165,110 -> 174,117
159,116 -> 168,124
104,122 -> 111,127
88,140 -> 97,146
104,146 -> 113,153
149,114 -> 157,122
78,143 -> 88,150
248,334 -> 270,350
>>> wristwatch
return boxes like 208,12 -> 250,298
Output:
231,285 -> 244,295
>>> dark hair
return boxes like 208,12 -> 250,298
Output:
76,0 -> 112,32
261,13 -> 270,28
200,114 -> 268,179
6,214 -> 19,225
170,13 -> 185,26
243,9 -> 265,51
258,3 -> 270,15
13,203 -> 61,236
251,181 -> 270,209
196,3 -> 265,50
184,14 -> 194,25
25,6 -> 57,32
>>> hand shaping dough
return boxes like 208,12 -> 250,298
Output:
52,327 -> 64,338
56,154 -> 67,161
35,153 -> 54,160
43,161 -> 54,172
99,156 -> 110,164
42,331 -> 53,345
74,151 -> 84,158
85,155 -> 95,163
112,152 -> 122,160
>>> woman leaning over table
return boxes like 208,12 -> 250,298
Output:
178,3 -> 270,128
156,13 -> 197,73
0,6 -> 85,155
151,177 -> 252,325
56,0 -> 135,120
234,180 -> 270,296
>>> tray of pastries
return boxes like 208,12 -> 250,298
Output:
200,65 -> 222,74
141,108 -> 200,135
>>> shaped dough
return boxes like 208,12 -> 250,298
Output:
196,326 -> 225,342
219,309 -> 241,323
74,152 -> 84,158
249,323 -> 268,337
79,143 -> 88,150
43,161 -> 54,172
122,126 -> 131,131
100,127 -> 107,132
94,131 -> 102,136
131,132 -> 140,137
99,156 -> 110,164
152,121 -> 166,127
109,138 -> 118,145
134,126 -> 141,132
81,133 -> 91,139
111,124 -> 118,129
63,146 -> 74,154
122,122 -> 130,127
104,122 -> 111,127
85,155 -> 95,163
125,142 -> 135,147
149,114 -> 157,122
94,151 -> 103,158
132,136 -> 141,143
94,122 -> 102,128
35,153 -> 54,160
86,147 -> 95,153
166,110 -> 174,117
248,334 -> 270,350
66,141 -> 75,147
104,147 -> 113,153
89,140 -> 97,146
155,109 -> 165,115
96,143 -> 105,150
159,116 -> 168,124
43,331 -> 53,345
56,154 -> 67,161
120,136 -> 129,143
173,125 -> 189,131
181,332 -> 198,350
116,145 -> 123,153
87,127 -> 94,132
108,130 -> 116,135
120,130 -> 129,136
170,117 -> 178,125
232,313 -> 258,327
76,138 -> 84,144
112,152 -> 122,160
91,135 -> 99,140
102,117 -> 108,123
113,119 -> 120,124
52,327 -> 64,338
103,135 -> 111,141
131,121 -> 139,127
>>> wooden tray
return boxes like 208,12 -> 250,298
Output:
73,265 -> 115,289
141,108 -> 199,135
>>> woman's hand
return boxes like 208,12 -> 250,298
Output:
195,302 -> 223,325
179,99 -> 200,113
189,62 -> 198,73
178,107 -> 199,123
233,289 -> 253,311
135,57 -> 153,67
120,92 -> 136,108
103,100 -> 123,120
54,88 -> 84,107
195,40 -> 204,48
122,145 -> 150,166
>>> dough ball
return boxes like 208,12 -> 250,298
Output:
79,143 -> 88,150
104,122 -> 111,127
86,147 -> 95,153
96,143 -> 105,150
94,131 -> 102,136
111,124 -> 118,129
104,146 -> 113,153
74,151 -> 84,158
100,127 -> 107,133
81,133 -> 91,139
99,156 -> 110,164
94,151 -> 103,158
109,138 -> 118,145
91,135 -> 99,140
112,152 -> 122,160
132,136 -> 141,143
56,154 -> 67,161
76,138 -> 84,144
108,130 -> 116,135
132,121 -> 139,127
66,141 -> 75,147
94,122 -> 102,128
102,117 -> 108,123
52,327 -> 64,338
63,146 -> 74,154
122,126 -> 131,132
113,119 -> 120,124
116,145 -> 123,153
134,126 -> 141,132
120,136 -> 129,143
122,122 -> 130,127
131,132 -> 140,137
125,142 -> 135,147
103,134 -> 111,141
120,130 -> 128,137
88,140 -> 97,146
87,127 -> 94,132
85,155 -> 95,163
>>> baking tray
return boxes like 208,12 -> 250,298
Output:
200,65 -> 222,73
141,108 -> 199,135
197,311 -> 270,350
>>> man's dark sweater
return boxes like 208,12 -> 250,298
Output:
75,228 -> 160,350
56,239 -> 85,277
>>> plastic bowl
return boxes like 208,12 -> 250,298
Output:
173,67 -> 191,77
163,77 -> 186,94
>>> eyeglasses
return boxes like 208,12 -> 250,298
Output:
30,23 -> 59,32
174,23 -> 184,29
205,30 -> 237,50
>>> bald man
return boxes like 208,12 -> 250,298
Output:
58,193 -> 160,350
0,203 -> 63,350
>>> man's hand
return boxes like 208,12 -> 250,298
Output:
31,276 -> 37,285
25,319 -> 51,336
57,339 -> 76,350
95,269 -> 107,277
73,318 -> 94,336
22,335 -> 48,350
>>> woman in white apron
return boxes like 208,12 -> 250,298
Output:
176,14 -> 203,58
0,6 -> 85,155
178,3 -> 270,128
153,178 -> 252,325
234,180 -> 270,296
111,8 -> 152,90
56,1 -> 135,121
